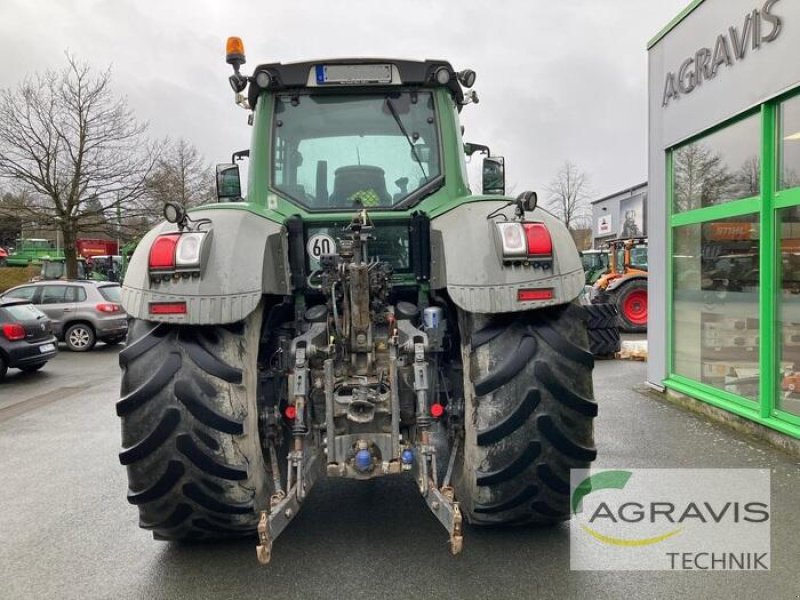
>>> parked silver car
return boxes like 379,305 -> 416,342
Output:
0,281 -> 127,351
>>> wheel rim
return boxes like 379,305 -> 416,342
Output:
622,290 -> 648,326
69,327 -> 91,348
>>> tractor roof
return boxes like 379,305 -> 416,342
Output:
247,58 -> 464,109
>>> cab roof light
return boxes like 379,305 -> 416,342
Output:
226,37 -> 246,68
226,36 -> 248,94
434,66 -> 452,85
254,70 -> 271,88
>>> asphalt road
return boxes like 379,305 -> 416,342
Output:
0,347 -> 798,600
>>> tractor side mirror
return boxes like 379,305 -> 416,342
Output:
482,156 -> 505,195
216,163 -> 242,202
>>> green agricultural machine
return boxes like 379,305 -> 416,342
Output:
6,238 -> 63,267
117,39 -> 597,563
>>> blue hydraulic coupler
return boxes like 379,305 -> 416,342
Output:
401,449 -> 414,465
355,448 -> 373,472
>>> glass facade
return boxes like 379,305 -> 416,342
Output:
672,114 -> 761,213
776,96 -> 800,419
779,96 -> 800,191
778,206 -> 800,417
667,93 -> 800,437
673,216 -> 760,401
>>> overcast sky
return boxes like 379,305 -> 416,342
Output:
0,0 -> 688,200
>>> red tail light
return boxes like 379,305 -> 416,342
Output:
95,303 -> 121,313
2,323 -> 26,341
518,288 -> 554,302
284,405 -> 297,420
149,302 -> 187,315
523,223 -> 552,256
148,234 -> 180,269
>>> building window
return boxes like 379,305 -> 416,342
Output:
673,216 -> 761,401
779,96 -> 800,191
778,206 -> 800,417
672,113 -> 761,213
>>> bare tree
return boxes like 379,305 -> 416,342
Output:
672,143 -> 735,212
737,155 -> 761,197
544,160 -> 591,230
0,54 -> 157,277
145,138 -> 214,214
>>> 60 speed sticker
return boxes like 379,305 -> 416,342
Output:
307,233 -> 336,259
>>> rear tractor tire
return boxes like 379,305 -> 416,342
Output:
117,308 -> 272,540
455,303 -> 597,525
585,303 -> 621,357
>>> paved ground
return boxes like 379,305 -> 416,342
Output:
0,347 -> 798,599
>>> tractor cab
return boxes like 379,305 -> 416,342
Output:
90,255 -> 122,282
581,249 -> 609,285
215,51 -> 503,214
38,257 -> 88,281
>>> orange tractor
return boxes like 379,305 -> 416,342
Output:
593,238 -> 648,332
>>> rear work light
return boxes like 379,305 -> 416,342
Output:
174,232 -> 207,268
495,222 -> 553,265
149,302 -> 187,315
2,323 -> 26,341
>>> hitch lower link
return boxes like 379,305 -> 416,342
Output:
413,343 -> 463,556
256,348 -> 320,565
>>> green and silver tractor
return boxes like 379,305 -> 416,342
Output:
117,39 -> 597,563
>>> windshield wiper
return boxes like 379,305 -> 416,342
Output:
385,97 -> 427,180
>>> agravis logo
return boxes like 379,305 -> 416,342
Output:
570,468 -> 771,571
571,470 -> 682,547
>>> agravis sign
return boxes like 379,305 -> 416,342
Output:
662,0 -> 782,107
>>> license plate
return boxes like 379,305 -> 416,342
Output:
315,64 -> 392,85
39,343 -> 55,353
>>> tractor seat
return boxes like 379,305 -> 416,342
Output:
330,165 -> 391,207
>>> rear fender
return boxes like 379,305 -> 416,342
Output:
430,201 -> 584,314
606,274 -> 647,294
121,208 -> 289,324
